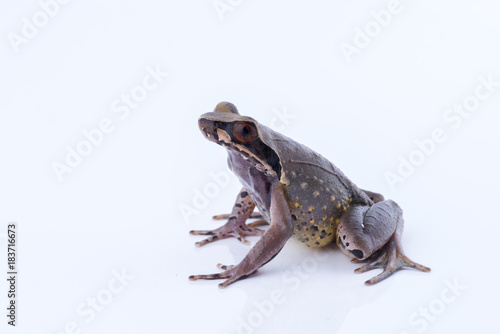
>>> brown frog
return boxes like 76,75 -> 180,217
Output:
189,102 -> 430,288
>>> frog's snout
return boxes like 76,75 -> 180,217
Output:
198,116 -> 214,137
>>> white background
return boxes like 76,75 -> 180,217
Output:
1,1 -> 499,333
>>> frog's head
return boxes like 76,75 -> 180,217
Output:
198,102 -> 282,180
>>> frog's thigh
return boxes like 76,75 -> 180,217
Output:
336,200 -> 402,260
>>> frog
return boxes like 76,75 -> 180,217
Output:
189,102 -> 430,288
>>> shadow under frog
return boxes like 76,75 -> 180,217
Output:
189,102 -> 430,288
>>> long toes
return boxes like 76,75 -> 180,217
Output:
415,263 -> 431,272
212,214 -> 231,220
190,230 -> 215,236
354,253 -> 388,273
364,268 -> 396,286
189,263 -> 236,283
191,220 -> 266,247
240,224 -> 266,235
212,212 -> 262,220
219,278 -> 235,289
351,257 -> 375,264
354,261 -> 384,273
360,254 -> 430,285
195,235 -> 221,247
188,271 -> 231,281
218,270 -> 248,289
397,255 -> 431,273
355,263 -> 378,274
247,220 -> 268,228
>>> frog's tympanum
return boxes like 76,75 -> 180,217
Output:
189,102 -> 430,288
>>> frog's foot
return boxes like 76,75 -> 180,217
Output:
354,238 -> 431,286
190,219 -> 265,247
188,263 -> 255,288
337,201 -> 430,285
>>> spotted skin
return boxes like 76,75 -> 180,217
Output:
283,163 -> 355,247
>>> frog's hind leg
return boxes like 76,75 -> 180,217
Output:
190,188 -> 265,247
336,200 -> 430,285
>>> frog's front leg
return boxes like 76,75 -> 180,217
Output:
189,184 -> 293,288
189,188 -> 265,247
336,200 -> 430,285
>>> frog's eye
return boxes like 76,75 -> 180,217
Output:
232,122 -> 257,143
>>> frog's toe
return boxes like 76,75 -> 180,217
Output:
354,252 -> 388,273
395,254 -> 431,274
212,214 -> 231,220
232,226 -> 266,245
217,263 -> 235,270
364,255 -> 431,286
212,212 -> 263,220
188,271 -> 231,282
189,263 -> 245,288
355,241 -> 430,286
189,229 -> 222,247
190,223 -> 265,247
194,235 -> 222,247
247,219 -> 269,228
189,263 -> 234,281
189,229 -> 215,236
